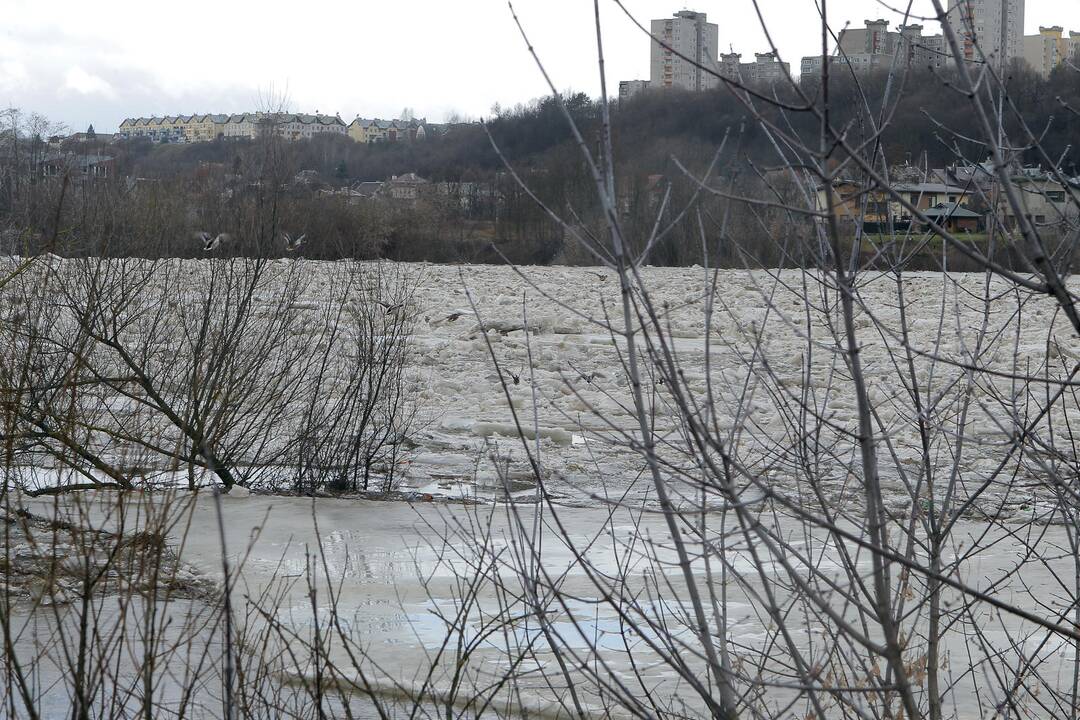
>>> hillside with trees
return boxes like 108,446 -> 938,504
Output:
3,62 -> 1078,266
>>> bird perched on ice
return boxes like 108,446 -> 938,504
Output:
283,232 -> 306,252
201,233 -> 228,251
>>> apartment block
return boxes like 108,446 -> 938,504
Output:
920,33 -> 949,68
650,11 -> 720,92
800,55 -> 832,79
801,20 -> 947,81
618,79 -> 651,102
717,52 -> 791,84
946,0 -> 1026,66
1023,26 -> 1080,76
837,18 -> 895,56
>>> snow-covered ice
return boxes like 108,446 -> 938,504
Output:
6,258 -> 1077,517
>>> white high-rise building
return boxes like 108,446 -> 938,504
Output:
649,11 -> 720,92
946,0 -> 1025,67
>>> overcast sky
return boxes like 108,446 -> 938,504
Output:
2,0 -> 1078,133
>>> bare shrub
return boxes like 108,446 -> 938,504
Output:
292,261 -> 420,495
428,2 -> 1080,718
5,1 -> 1080,718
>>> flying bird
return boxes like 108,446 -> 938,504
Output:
283,233 -> 306,251
376,300 -> 406,314
203,233 -> 228,252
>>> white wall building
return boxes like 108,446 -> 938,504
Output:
618,79 -> 651,102
718,52 -> 791,84
649,11 -> 720,92
946,0 -> 1025,67
800,19 -> 951,81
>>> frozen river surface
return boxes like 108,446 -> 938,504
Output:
385,264 -> 1077,515
9,259 -> 1078,514
7,261 -> 1080,718
16,490 -> 1080,719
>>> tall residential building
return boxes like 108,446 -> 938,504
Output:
1023,26 -> 1080,77
650,11 -> 720,92
920,33 -> 949,68
801,20 -> 946,81
946,0 -> 1025,67
717,52 -> 791,84
864,18 -> 893,55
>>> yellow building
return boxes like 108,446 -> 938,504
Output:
119,111 -> 347,143
1023,26 -> 1080,77
347,117 -> 417,144
186,114 -> 227,142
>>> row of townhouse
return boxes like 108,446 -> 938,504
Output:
117,112 -> 433,145
118,112 -> 348,143
347,118 -> 428,144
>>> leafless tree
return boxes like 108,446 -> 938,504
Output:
291,260 -> 420,494
5,1 -> 1080,718
429,1 -> 1080,718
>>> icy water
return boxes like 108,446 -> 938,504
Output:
396,264 -> 1076,515
15,491 -> 1079,719
7,262 -> 1080,717
9,260 -> 1079,514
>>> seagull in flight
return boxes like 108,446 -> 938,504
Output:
202,233 -> 228,252
283,233 -> 306,252
376,300 -> 406,314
